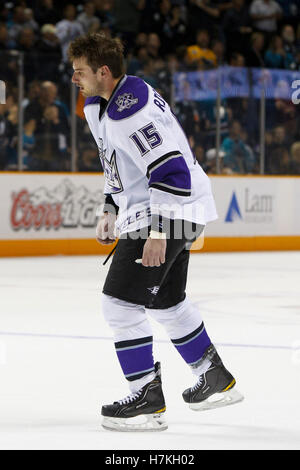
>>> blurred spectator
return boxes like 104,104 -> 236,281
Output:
23,8 -> 39,33
113,0 -> 146,53
265,125 -> 291,173
249,0 -> 282,35
290,142 -> 300,174
17,27 -> 39,83
0,103 -> 9,169
78,147 -> 100,172
34,0 -> 60,27
186,29 -> 217,69
22,118 -> 36,169
187,0 -> 220,39
146,33 -> 162,60
77,1 -> 101,34
36,24 -> 62,81
222,0 -> 252,57
6,6 -> 27,46
0,22 -> 13,49
30,104 -> 69,171
145,0 -> 172,36
56,4 -> 84,63
5,104 -> 19,169
246,31 -> 265,66
160,4 -> 187,55
127,46 -> 149,75
229,51 -> 246,66
93,0 -> 115,30
277,0 -> 300,29
221,120 -> 256,173
24,81 -> 69,169
281,24 -> 298,69
212,38 -> 226,65
264,34 -> 285,68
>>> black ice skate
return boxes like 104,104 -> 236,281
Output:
101,362 -> 167,432
183,344 -> 244,411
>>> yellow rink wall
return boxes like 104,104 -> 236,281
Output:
0,172 -> 299,257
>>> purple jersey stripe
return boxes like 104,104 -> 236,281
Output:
116,343 -> 154,378
173,327 -> 211,365
148,156 -> 191,191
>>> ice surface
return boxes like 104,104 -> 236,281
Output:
0,252 -> 299,450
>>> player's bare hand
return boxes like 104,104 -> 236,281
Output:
142,238 -> 166,267
96,213 -> 116,245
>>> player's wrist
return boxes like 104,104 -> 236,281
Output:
149,230 -> 167,240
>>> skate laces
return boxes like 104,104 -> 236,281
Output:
118,390 -> 143,405
191,376 -> 204,392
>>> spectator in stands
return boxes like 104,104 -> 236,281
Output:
160,4 -> 187,55
276,0 -> 300,30
146,32 -> 162,61
22,118 -> 36,170
281,24 -> 298,69
30,104 -> 69,171
56,4 -> 84,63
186,29 -> 217,69
246,31 -> 265,66
145,0 -> 171,35
77,1 -> 101,34
113,0 -> 146,53
221,120 -> 256,173
17,27 -> 39,84
78,147 -> 100,172
0,22 -> 13,49
290,142 -> 300,174
36,24 -> 62,81
249,0 -> 282,37
222,0 -> 252,57
229,51 -> 246,66
93,0 -> 115,30
187,0 -> 220,39
0,103 -> 9,169
212,38 -> 226,65
24,81 -> 69,166
4,103 -> 18,169
265,125 -> 291,173
34,0 -> 60,28
264,34 -> 285,68
6,6 -> 27,47
23,8 -> 39,33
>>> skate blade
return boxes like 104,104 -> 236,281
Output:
102,412 -> 168,432
189,388 -> 244,412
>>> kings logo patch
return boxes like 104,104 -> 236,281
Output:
116,92 -> 139,112
98,138 -> 123,194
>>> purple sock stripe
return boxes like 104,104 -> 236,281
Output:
116,343 -> 154,378
173,328 -> 212,365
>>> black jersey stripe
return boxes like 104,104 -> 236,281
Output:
115,335 -> 153,350
171,323 -> 205,345
149,182 -> 191,197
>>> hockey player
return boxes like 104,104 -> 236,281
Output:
69,33 -> 243,432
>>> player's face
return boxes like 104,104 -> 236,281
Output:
72,57 -> 104,97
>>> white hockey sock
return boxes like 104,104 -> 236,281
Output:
191,358 -> 212,377
129,371 -> 156,393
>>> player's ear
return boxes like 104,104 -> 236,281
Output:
97,65 -> 110,78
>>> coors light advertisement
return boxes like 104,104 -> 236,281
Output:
10,179 -> 105,231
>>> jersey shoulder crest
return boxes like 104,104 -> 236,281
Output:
107,76 -> 149,121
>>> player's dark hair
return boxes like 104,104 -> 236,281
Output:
68,32 -> 125,78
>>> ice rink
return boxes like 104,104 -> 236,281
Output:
0,251 -> 299,450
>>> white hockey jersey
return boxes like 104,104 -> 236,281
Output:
84,75 -> 218,235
